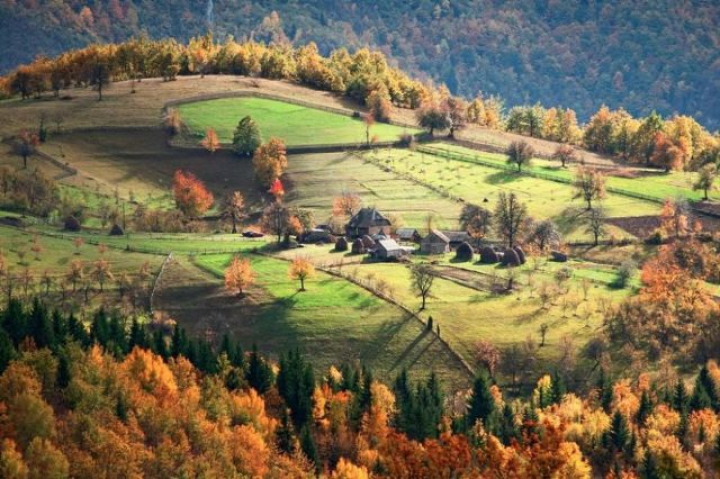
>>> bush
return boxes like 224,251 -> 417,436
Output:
455,242 -> 474,261
612,260 -> 636,289
63,216 -> 81,231
479,246 -> 499,264
335,237 -> 349,252
645,229 -> 665,245
109,224 -> 124,236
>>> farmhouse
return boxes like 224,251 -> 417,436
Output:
345,208 -> 392,238
372,238 -> 412,261
420,230 -> 450,254
396,227 -> 422,243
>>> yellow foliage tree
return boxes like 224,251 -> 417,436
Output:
224,256 -> 255,297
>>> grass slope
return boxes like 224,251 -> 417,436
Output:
178,97 -> 416,145
183,253 -> 471,389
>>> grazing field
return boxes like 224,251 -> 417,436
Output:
178,97 -> 417,145
344,257 -> 633,380
41,129 -> 266,213
161,253 -> 472,389
285,152 -> 463,229
433,143 -> 716,202
363,148 -> 660,240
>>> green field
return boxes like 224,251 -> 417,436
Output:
431,143 -> 716,202
178,97 -> 418,145
363,148 -> 661,240
285,151 -> 463,229
186,253 -> 472,388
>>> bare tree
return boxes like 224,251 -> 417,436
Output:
585,207 -> 607,246
573,167 -> 606,210
494,192 -> 527,248
409,263 -> 436,310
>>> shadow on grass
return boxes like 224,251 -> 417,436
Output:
486,170 -> 520,185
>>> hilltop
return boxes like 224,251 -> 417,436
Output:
2,0 -> 720,128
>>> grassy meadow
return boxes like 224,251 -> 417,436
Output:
178,97 -> 417,145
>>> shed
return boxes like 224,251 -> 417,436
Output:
345,208 -> 392,238
420,230 -> 450,255
373,239 -> 408,261
396,227 -> 422,243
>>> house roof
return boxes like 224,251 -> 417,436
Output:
441,230 -> 471,243
377,239 -> 402,252
422,229 -> 450,244
347,208 -> 391,228
396,227 -> 419,238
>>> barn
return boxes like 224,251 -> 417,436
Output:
420,230 -> 450,254
345,208 -> 392,238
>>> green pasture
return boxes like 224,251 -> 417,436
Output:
178,97 -> 417,145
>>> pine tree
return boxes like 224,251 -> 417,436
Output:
115,394 -> 128,423
152,330 -> 169,359
3,299 -> 27,346
56,353 -> 71,388
171,326 -> 188,358
128,318 -> 147,350
697,364 -> 719,412
467,370 -> 495,429
67,313 -> 89,347
51,310 -> 67,344
690,375 -> 712,411
551,369 -> 566,404
246,344 -> 273,393
276,408 -> 295,454
232,342 -> 244,368
90,308 -> 110,347
637,390 -> 653,426
498,403 -> 518,445
28,299 -> 55,349
642,450 -> 659,479
673,380 -> 689,413
300,425 -> 319,469
0,329 -> 16,374
359,366 -> 373,413
605,411 -> 629,453
598,368 -> 614,412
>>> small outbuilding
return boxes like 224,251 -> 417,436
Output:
420,230 -> 450,255
396,228 -> 422,243
345,208 -> 392,238
372,238 -> 409,261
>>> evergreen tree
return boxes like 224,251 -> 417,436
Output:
673,380 -> 689,413
2,299 -> 26,346
276,408 -> 295,454
152,330 -> 169,359
0,329 -> 16,374
51,310 -> 67,344
300,425 -> 319,470
90,308 -> 111,347
359,366 -> 374,413
28,299 -> 55,349
220,333 -> 234,363
233,116 -> 263,157
277,349 -> 315,427
467,370 -> 495,429
67,313 -> 89,346
690,375 -> 712,411
604,410 -> 630,453
497,403 -> 518,445
693,365 -> 718,411
637,390 -> 653,426
225,366 -> 245,391
115,394 -> 128,423
232,342 -> 245,368
171,326 -> 188,358
551,369 -> 566,404
246,344 -> 273,393
128,318 -> 147,350
642,450 -> 659,479
597,368 -> 613,412
56,353 -> 71,388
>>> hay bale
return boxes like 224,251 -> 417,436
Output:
501,249 -> 522,267
455,242 -> 474,262
550,250 -> 568,262
479,246 -> 499,264
335,236 -> 349,252
63,216 -> 81,232
0,216 -> 24,228
361,235 -> 376,249
513,246 -> 527,264
351,239 -> 366,254
109,224 -> 124,236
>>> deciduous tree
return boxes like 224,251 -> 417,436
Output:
506,140 -> 533,173
224,256 -> 255,297
573,167 -> 606,210
494,192 -> 527,248
172,170 -> 214,217
222,191 -> 245,234
252,138 -> 288,188
200,128 -> 221,153
553,144 -> 577,168
408,263 -> 435,310
289,257 -> 315,291
233,116 -> 262,157
694,163 -> 716,200
14,130 -> 39,169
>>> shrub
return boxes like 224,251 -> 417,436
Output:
455,242 -> 474,262
335,237 -> 348,252
612,260 -> 636,289
645,229 -> 665,245
63,216 -> 81,231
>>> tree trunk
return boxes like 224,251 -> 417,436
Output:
23,154 -> 27,169
300,278 -> 305,291
231,215 -> 237,234
421,294 -> 426,310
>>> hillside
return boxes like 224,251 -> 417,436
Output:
2,0 -> 720,129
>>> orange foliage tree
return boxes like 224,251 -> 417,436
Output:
172,170 -> 214,217
199,128 -> 221,153
289,257 -> 315,291
252,138 -> 288,188
224,256 -> 255,297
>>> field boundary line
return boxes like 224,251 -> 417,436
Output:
149,253 -> 173,314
